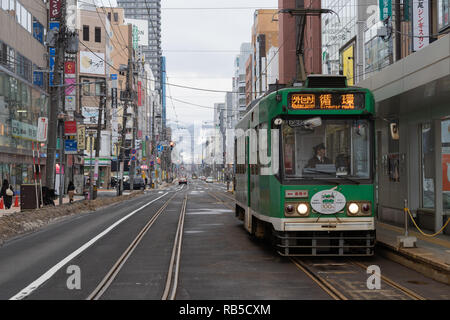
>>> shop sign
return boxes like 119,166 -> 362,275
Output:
12,120 -> 38,141
37,117 -> 48,142
65,96 -> 76,112
77,125 -> 86,151
49,0 -> 61,20
65,139 -> 78,154
310,190 -> 346,214
379,0 -> 391,21
413,0 -> 429,51
65,121 -> 77,135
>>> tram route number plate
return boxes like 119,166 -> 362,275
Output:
285,190 -> 308,198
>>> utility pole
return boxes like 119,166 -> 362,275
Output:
46,0 -> 67,190
129,59 -> 136,191
119,59 -> 131,196
93,80 -> 106,199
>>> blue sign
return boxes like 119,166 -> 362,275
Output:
131,156 -> 137,161
65,139 -> 78,154
49,72 -> 54,86
49,56 -> 55,71
33,71 -> 44,88
157,145 -> 163,152
49,21 -> 60,32
111,74 -> 118,80
49,48 -> 56,56
33,20 -> 44,44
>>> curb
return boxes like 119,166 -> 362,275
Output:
376,241 -> 450,285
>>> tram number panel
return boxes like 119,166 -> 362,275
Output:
289,93 -> 365,110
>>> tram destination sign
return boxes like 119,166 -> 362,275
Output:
289,92 -> 365,110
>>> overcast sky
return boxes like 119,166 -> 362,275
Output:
100,0 -> 278,129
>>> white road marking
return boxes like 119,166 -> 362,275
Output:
9,192 -> 169,300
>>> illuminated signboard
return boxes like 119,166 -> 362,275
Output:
290,92 -> 365,110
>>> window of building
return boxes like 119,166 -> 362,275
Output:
83,25 -> 89,41
438,0 -> 450,31
95,27 -> 101,43
107,12 -> 111,21
114,12 -> 119,22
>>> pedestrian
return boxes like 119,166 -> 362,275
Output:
67,181 -> 76,204
226,173 -> 230,191
0,179 -> 14,209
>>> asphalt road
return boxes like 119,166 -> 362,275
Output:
0,180 -> 448,300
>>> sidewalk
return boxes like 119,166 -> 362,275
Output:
376,221 -> 450,284
0,195 -> 85,217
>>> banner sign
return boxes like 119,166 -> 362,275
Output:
49,0 -> 61,20
65,61 -> 76,74
64,121 -> 77,136
80,51 -> 105,75
65,78 -> 76,95
138,81 -> 142,106
65,96 -> 76,112
413,0 -> 429,51
379,0 -> 391,21
65,139 -> 78,154
77,125 -> 86,151
111,88 -> 118,108
37,117 -> 48,142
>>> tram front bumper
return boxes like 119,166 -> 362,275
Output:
282,217 -> 375,232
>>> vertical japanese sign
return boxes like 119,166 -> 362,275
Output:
342,44 -> 354,86
379,0 -> 391,21
77,125 -> 86,151
138,81 -> 142,106
49,0 -> 62,20
413,0 -> 429,51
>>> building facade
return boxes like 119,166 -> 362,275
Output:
321,1 -> 450,234
232,43 -> 251,121
117,0 -> 162,90
278,0 -> 322,84
251,9 -> 279,100
0,0 -> 49,191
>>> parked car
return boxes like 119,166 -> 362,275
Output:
206,176 -> 214,183
199,176 -> 206,181
123,177 -> 145,190
179,177 -> 188,185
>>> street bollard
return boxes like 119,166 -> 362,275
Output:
396,198 -> 417,248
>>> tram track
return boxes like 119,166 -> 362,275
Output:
290,257 -> 427,300
87,185 -> 188,300
208,187 -> 429,300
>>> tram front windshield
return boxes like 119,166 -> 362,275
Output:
282,118 -> 371,180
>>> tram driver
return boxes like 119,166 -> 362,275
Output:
305,143 -> 333,168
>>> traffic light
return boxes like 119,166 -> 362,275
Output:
170,141 -> 175,150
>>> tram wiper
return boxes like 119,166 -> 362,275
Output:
304,169 -> 360,185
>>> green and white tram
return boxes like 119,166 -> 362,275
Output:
234,75 -> 376,256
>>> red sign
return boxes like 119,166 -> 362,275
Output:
64,121 -> 77,136
443,154 -> 450,192
49,0 -> 61,19
138,81 -> 142,106
65,61 -> 75,74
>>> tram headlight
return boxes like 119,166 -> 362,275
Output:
297,203 -> 309,215
274,118 -> 283,126
348,203 -> 359,215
